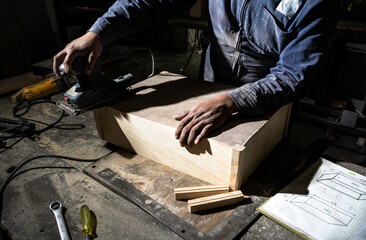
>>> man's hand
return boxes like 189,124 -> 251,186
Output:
53,32 -> 103,77
174,93 -> 238,147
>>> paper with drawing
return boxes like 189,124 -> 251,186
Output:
258,158 -> 366,240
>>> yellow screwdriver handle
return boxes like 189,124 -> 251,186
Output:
80,205 -> 93,238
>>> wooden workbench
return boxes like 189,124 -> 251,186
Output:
1,72 -> 365,240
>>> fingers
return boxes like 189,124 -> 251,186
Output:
175,111 -> 192,141
53,51 -> 66,78
194,124 -> 214,145
186,122 -> 214,146
178,119 -> 196,147
52,32 -> 103,77
85,32 -> 103,75
86,52 -> 96,75
62,50 -> 78,76
175,111 -> 213,147
174,95 -> 234,147
174,111 -> 189,121
53,45 -> 78,77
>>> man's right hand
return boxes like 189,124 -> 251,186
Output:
53,31 -> 103,77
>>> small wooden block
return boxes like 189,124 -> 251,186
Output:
188,190 -> 246,213
174,185 -> 229,200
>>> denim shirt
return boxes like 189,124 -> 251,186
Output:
89,0 -> 339,116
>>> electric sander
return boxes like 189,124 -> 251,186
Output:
56,57 -> 135,116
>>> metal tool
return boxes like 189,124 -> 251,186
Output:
56,57 -> 136,116
49,201 -> 71,240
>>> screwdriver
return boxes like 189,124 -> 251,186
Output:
80,205 -> 93,240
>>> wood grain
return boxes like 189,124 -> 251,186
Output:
174,185 -> 229,200
84,149 -> 235,233
229,104 -> 292,190
94,72 -> 292,190
188,191 -> 246,213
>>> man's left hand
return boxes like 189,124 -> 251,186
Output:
174,93 -> 238,147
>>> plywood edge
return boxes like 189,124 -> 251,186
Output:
229,146 -> 245,191
187,191 -> 245,213
236,104 -> 291,189
174,185 -> 229,200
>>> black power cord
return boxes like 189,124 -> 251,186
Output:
0,153 -> 112,238
0,98 -> 111,238
1,99 -> 64,142
12,99 -> 65,137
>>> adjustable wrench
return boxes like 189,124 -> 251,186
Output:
49,201 -> 71,240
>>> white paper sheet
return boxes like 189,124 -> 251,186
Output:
258,158 -> 366,240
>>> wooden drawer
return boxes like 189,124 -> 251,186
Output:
94,72 -> 292,190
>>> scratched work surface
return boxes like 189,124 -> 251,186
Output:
83,138 -> 337,239
84,149 -> 263,239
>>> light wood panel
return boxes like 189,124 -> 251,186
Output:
187,191 -> 246,213
174,185 -> 229,200
94,72 -> 292,190
229,104 -> 292,190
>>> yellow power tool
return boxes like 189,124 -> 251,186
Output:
11,74 -> 73,103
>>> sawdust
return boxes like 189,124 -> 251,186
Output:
38,134 -> 108,158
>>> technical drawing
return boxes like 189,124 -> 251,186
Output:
290,195 -> 354,226
317,172 -> 366,200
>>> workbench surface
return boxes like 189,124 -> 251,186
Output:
1,80 -> 365,239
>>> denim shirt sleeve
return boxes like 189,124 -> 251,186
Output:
89,0 -> 196,46
228,0 -> 340,116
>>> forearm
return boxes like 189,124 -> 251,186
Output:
89,0 -> 196,46
227,73 -> 299,116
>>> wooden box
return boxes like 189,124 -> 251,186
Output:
94,72 -> 291,190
